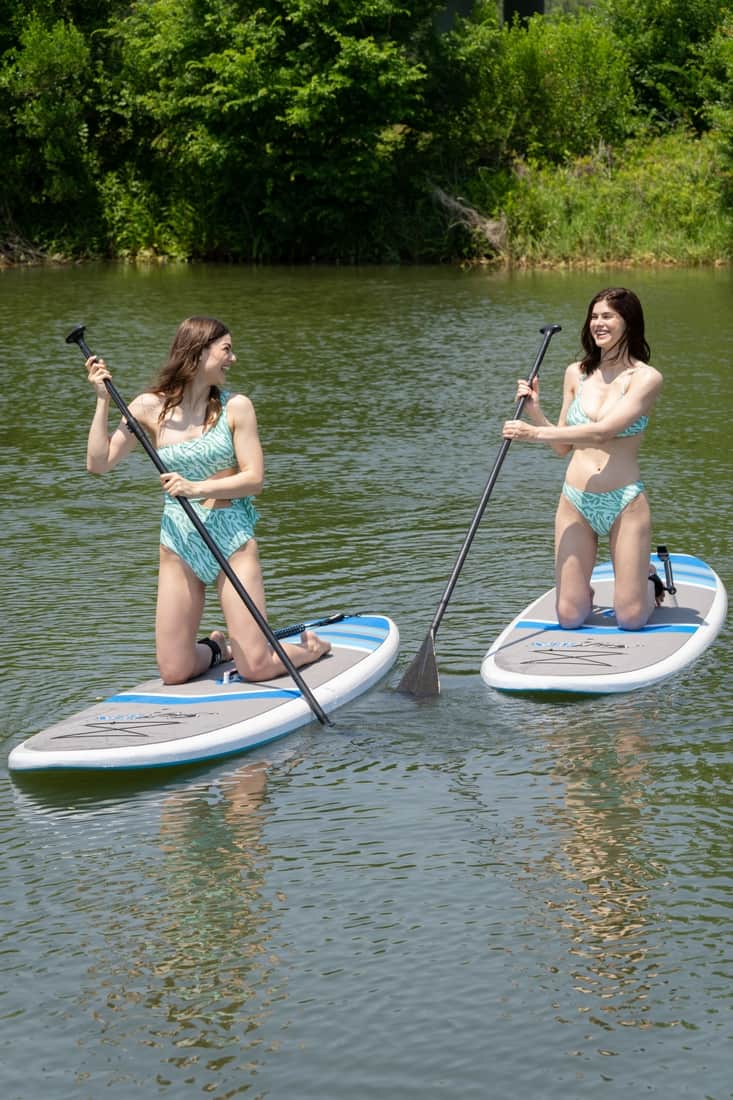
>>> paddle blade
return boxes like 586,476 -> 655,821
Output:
396,631 -> 440,698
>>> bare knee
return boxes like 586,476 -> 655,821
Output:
158,654 -> 197,684
233,650 -> 275,682
614,582 -> 654,631
556,592 -> 591,630
615,600 -> 649,631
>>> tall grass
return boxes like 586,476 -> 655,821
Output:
496,130 -> 731,265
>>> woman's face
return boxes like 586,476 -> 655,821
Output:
589,299 -> 626,353
199,332 -> 236,385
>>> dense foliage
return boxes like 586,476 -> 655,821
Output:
1,0 -> 732,263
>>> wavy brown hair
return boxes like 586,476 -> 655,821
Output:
152,316 -> 230,425
579,288 -> 650,375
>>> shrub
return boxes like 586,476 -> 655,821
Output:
499,131 -> 731,264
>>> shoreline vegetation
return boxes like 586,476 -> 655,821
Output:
2,1 -> 732,269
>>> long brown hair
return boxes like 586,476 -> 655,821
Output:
152,316 -> 230,424
579,288 -> 650,375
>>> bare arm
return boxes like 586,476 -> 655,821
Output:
511,365 -> 575,457
504,364 -> 662,447
85,357 -> 145,473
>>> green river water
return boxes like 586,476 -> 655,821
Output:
1,262 -> 731,1098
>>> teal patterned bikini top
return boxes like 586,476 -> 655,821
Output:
566,374 -> 648,438
157,391 -> 237,480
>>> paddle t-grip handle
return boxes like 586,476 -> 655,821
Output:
66,323 -> 169,473
511,323 -> 562,420
66,323 -> 94,360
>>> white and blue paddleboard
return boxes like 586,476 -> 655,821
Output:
481,552 -> 727,695
9,614 -> 399,772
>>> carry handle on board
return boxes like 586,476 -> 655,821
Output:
274,613 -> 347,639
657,545 -> 677,594
66,324 -> 333,727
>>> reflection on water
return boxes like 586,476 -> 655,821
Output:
87,763 -> 282,1086
539,723 -> 660,1034
1,264 -> 731,1099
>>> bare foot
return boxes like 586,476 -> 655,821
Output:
209,629 -> 233,662
300,630 -> 331,660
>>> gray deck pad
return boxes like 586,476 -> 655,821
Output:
27,646 -> 360,752
491,584 -> 712,677
482,554 -> 726,694
9,614 -> 399,770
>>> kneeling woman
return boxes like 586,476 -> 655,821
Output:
502,287 -> 663,630
85,315 -> 330,683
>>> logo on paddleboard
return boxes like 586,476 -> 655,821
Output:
70,710 -> 203,739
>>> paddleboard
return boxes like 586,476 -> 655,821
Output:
8,614 -> 399,772
481,552 -> 727,695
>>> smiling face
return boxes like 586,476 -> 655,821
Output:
579,288 -> 649,372
589,298 -> 627,355
199,332 -> 236,386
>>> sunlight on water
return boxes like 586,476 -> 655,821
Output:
1,264 -> 731,1099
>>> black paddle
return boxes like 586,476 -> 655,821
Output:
397,323 -> 562,699
66,324 -> 332,727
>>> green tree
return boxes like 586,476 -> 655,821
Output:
498,9 -> 635,160
2,0 -> 731,262
98,0 -> 446,260
697,14 -> 733,222
599,0 -> 733,128
0,11 -> 100,249
433,5 -> 635,169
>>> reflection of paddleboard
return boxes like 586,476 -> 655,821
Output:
9,614 -> 399,772
481,552 -> 727,695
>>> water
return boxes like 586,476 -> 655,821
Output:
1,263 -> 731,1098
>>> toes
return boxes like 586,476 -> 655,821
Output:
209,630 -> 232,661
300,630 -> 331,656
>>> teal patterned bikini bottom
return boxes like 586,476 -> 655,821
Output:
561,481 -> 645,537
160,497 -> 259,584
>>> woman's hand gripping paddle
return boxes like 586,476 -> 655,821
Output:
66,324 -> 333,727
397,323 -> 562,699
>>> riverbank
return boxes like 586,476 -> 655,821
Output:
460,131 -> 733,269
4,128 -> 732,271
4,4 -> 733,268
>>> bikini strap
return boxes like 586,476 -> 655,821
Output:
620,368 -> 637,395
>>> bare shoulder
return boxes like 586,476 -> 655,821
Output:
565,360 -> 584,389
632,361 -> 663,392
129,390 -> 164,428
225,391 -> 258,427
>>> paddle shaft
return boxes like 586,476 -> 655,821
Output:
428,323 -> 562,638
67,325 -> 332,727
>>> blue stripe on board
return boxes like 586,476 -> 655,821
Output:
592,563 -> 715,579
109,688 -> 300,705
517,620 -> 698,635
342,615 -> 389,631
106,620 -> 393,705
317,630 -> 383,648
591,558 -> 716,587
594,573 -> 715,588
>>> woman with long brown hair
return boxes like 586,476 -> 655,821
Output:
85,316 -> 330,684
502,288 -> 664,630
